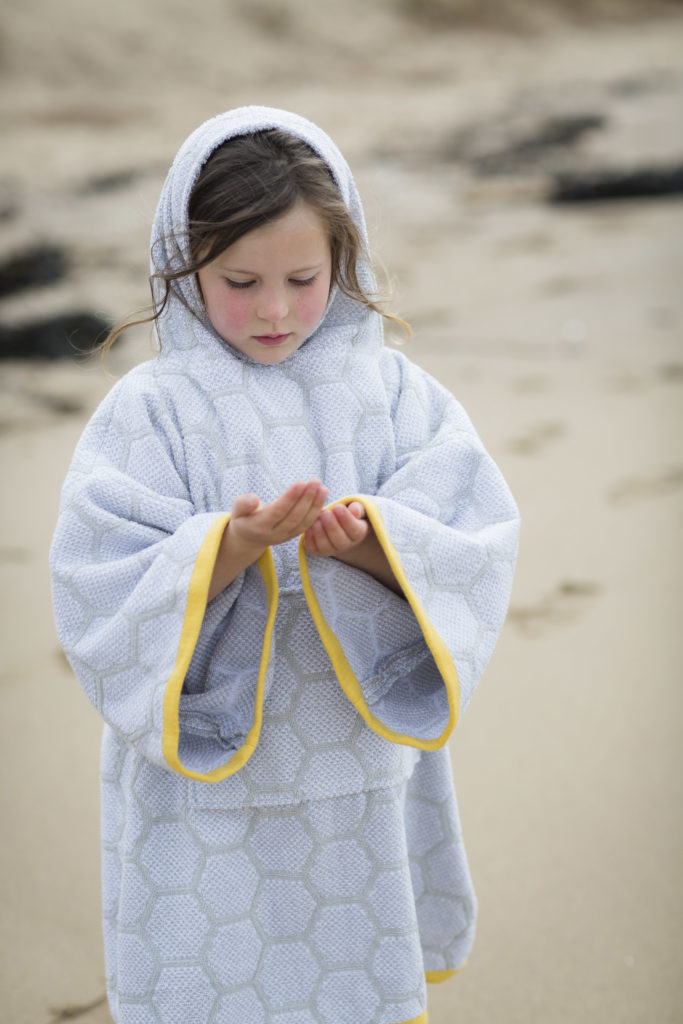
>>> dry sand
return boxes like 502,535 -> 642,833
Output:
1,1 -> 682,1022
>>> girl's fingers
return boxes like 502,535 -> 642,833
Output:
303,504 -> 369,556
230,482 -> 330,549
269,482 -> 306,522
235,485 -> 377,550
271,480 -> 328,534
331,503 -> 368,541
307,515 -> 336,555
318,506 -> 362,551
261,482 -> 306,525
303,519 -> 324,555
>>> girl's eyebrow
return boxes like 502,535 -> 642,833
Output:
216,262 -> 325,275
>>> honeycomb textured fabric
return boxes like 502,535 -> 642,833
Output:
50,107 -> 520,1024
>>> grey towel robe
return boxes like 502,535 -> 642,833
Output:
50,107 -> 520,1024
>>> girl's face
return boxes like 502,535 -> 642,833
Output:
197,202 -> 333,365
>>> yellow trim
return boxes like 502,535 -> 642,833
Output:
387,964 -> 464,1023
426,967 -> 462,983
298,495 -> 459,749
162,514 -> 278,781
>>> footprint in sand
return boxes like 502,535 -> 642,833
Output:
506,420 -> 566,456
49,993 -> 108,1022
510,375 -> 551,394
508,579 -> 600,636
657,363 -> 683,384
607,465 -> 683,505
0,547 -> 29,564
603,364 -> 683,394
603,370 -> 648,394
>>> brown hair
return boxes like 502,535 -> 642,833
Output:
102,129 -> 409,355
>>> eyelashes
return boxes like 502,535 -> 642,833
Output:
225,275 -> 318,290
290,275 -> 318,288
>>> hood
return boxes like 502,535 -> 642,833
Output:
150,106 -> 380,362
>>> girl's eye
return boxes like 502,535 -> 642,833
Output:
223,276 -> 317,289
225,279 -> 254,290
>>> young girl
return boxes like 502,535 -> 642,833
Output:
50,107 -> 519,1024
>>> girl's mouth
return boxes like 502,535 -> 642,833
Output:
254,333 -> 291,346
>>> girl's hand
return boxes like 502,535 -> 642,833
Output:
230,480 -> 329,552
208,480 -> 328,601
303,501 -> 369,557
228,481 -> 329,561
303,501 -> 403,595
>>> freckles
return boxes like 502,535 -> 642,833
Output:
227,304 -> 252,331
296,287 -> 328,328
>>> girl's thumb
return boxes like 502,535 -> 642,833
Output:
232,493 -> 261,518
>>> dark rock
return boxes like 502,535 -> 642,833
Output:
0,180 -> 20,223
445,113 -> 607,175
0,312 -> 110,360
608,69 -> 678,98
78,169 -> 143,196
32,392 -> 87,415
550,163 -> 683,202
0,201 -> 18,223
501,114 -> 605,158
0,245 -> 68,299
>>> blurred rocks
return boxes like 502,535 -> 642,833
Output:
0,245 -> 68,299
0,312 -> 111,360
445,112 -> 607,175
77,168 -> 146,196
550,162 -> 683,201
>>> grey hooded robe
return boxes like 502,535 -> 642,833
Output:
50,107 -> 520,1024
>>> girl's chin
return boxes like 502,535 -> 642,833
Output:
255,347 -> 297,364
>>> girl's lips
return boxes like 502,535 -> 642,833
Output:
254,333 -> 291,346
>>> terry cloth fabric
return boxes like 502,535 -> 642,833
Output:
50,106 -> 520,1024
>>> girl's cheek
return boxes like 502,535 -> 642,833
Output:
297,284 -> 330,328
213,294 -> 252,333
228,304 -> 252,332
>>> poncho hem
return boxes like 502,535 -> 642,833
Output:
402,1011 -> 428,1024
425,966 -> 464,983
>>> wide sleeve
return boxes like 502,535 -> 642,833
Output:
298,351 -> 519,749
49,372 -> 278,782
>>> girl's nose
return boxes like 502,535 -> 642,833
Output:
257,289 -> 288,324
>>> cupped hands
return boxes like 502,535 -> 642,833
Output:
229,479 -> 331,553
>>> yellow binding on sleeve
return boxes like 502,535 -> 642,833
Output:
162,513 -> 278,781
298,495 -> 460,749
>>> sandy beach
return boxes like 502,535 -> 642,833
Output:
1,1 -> 682,1021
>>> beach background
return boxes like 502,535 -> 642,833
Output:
1,1 -> 682,1021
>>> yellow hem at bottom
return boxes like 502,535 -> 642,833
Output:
389,963 -> 464,1022
426,967 -> 462,983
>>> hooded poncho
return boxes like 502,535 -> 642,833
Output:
50,107 -> 520,1024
